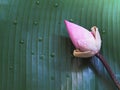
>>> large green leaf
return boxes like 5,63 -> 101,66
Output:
0,0 -> 120,90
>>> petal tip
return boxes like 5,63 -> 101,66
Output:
64,20 -> 69,24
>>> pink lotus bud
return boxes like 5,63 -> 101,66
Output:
64,20 -> 101,57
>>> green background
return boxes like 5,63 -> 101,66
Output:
0,0 -> 120,90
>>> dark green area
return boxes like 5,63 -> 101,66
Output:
0,0 -> 120,90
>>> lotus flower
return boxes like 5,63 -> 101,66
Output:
64,20 -> 120,89
64,20 -> 101,57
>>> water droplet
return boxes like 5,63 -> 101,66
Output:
66,74 -> 70,78
32,51 -> 34,55
82,8 -> 84,10
51,76 -> 55,80
33,21 -> 38,25
84,41 -> 87,44
102,30 -> 105,33
51,53 -> 55,57
13,20 -> 17,25
69,19 -> 73,22
9,66 -> 14,70
40,55 -> 44,59
36,0 -> 40,5
38,37 -> 43,41
54,3 -> 58,7
19,40 -> 24,44
58,22 -> 61,24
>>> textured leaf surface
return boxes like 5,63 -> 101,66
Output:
0,0 -> 120,90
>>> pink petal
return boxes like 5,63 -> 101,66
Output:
64,20 -> 96,51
